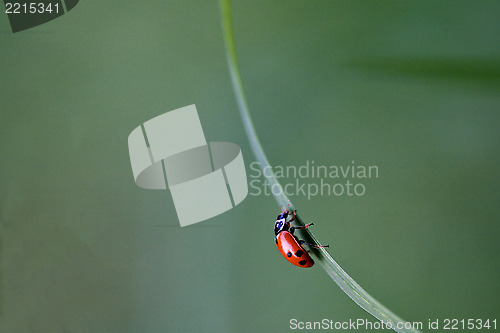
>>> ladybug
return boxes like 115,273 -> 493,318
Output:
274,210 -> 329,268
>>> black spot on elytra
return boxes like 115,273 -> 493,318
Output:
295,250 -> 303,257
299,260 -> 307,266
286,252 -> 292,258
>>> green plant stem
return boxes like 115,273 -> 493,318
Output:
219,1 -> 422,333
219,0 -> 289,211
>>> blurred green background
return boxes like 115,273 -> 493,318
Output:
1,1 -> 499,332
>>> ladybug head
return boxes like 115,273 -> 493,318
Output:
276,211 -> 288,221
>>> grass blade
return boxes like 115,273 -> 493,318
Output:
219,1 -> 423,332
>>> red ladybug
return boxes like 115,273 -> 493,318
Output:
274,210 -> 329,268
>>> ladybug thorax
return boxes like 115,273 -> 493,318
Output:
274,217 -> 289,236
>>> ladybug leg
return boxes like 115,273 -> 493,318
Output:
287,210 -> 297,224
288,220 -> 311,235
299,240 -> 329,249
293,222 -> 314,230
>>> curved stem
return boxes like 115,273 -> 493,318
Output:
219,1 -> 422,333
219,0 -> 289,211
